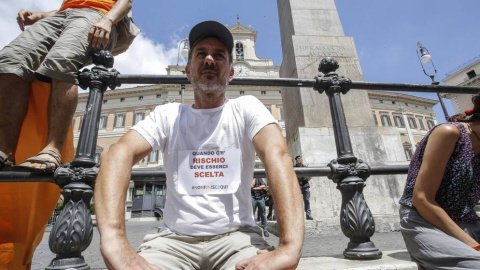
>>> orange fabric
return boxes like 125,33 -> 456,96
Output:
58,0 -> 117,14
0,80 -> 75,270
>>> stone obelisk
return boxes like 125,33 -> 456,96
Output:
277,0 -> 407,234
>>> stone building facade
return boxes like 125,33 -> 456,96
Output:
443,55 -> 480,114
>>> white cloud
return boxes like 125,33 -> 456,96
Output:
0,0 -> 179,89
114,34 -> 178,76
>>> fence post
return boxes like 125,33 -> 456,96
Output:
47,50 -> 119,269
314,57 -> 382,260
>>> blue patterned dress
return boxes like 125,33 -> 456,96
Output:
399,122 -> 480,223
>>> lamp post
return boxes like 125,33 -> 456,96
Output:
177,38 -> 189,104
416,42 -> 450,121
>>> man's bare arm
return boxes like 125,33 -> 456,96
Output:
95,130 -> 161,269
16,9 -> 56,31
237,124 -> 304,269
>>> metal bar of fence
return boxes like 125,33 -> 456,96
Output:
128,165 -> 410,181
116,75 -> 480,94
0,165 -> 411,182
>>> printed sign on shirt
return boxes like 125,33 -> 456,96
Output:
177,149 -> 241,195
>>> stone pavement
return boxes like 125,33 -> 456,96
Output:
32,220 -> 417,270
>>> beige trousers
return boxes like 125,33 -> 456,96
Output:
138,226 -> 273,270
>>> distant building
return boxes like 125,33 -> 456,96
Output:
74,20 -> 438,218
443,55 -> 480,114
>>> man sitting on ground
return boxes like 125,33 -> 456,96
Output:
95,20 -> 304,269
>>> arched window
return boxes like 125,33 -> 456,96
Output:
407,117 -> 417,129
393,115 -> 404,127
403,142 -> 413,161
427,119 -> 435,129
236,43 -> 244,60
380,114 -> 391,126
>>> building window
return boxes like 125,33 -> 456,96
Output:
404,148 -> 413,161
392,101 -> 396,105
416,116 -> 425,130
427,119 -> 435,129
239,91 -> 245,95
407,116 -> 417,129
393,115 -> 404,127
99,115 -> 107,129
236,43 -> 244,60
379,100 -> 383,104
372,112 -> 378,126
380,114 -> 391,126
156,94 -> 161,98
149,150 -> 159,163
115,113 -> 126,128
72,118 -> 75,129
467,70 -> 477,79
78,116 -> 84,132
278,105 -> 284,121
133,112 -> 144,125
261,91 -> 266,95
279,91 -> 282,94
138,96 -> 143,100
103,100 -> 108,104
179,91 -> 182,95
120,98 -> 125,102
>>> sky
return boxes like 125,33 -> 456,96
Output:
2,0 -> 480,123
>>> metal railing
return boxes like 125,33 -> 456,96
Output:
1,51 -> 479,269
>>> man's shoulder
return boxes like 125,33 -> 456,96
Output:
152,102 -> 183,115
230,95 -> 261,105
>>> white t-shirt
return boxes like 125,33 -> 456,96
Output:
132,95 -> 279,236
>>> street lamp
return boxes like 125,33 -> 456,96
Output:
416,42 -> 450,121
177,38 -> 189,104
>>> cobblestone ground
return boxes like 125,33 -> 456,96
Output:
32,220 -> 407,269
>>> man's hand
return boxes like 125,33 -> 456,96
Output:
17,10 -> 43,31
235,248 -> 300,270
88,16 -> 114,49
100,237 -> 162,270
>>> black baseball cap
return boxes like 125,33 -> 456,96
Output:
188,21 -> 233,58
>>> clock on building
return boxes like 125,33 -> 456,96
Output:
234,63 -> 250,77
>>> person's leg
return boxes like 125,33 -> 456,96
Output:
0,13 -> 65,166
0,74 -> 30,164
303,187 -> 312,219
400,206 -> 480,270
259,199 -> 268,234
267,199 -> 273,220
18,8 -> 116,169
18,80 -> 78,169
137,232 -> 201,269
209,226 -> 273,270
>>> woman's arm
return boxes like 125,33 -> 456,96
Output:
413,124 -> 479,247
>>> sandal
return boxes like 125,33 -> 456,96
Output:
0,151 -> 14,171
13,149 -> 62,174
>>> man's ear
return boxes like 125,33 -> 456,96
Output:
185,64 -> 191,81
227,66 -> 234,82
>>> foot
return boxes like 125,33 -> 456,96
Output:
264,230 -> 270,237
17,148 -> 62,171
0,151 -> 14,171
306,215 -> 314,220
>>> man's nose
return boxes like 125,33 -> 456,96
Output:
204,54 -> 215,65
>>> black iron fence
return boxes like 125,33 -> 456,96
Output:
1,51 -> 479,269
